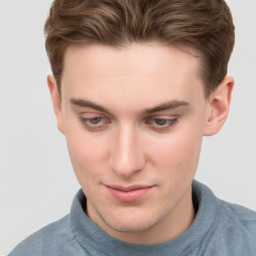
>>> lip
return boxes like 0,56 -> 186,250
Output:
105,184 -> 154,202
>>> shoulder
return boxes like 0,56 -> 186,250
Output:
206,199 -> 256,255
8,215 -> 84,256
219,200 -> 256,234
193,180 -> 256,231
193,181 -> 256,255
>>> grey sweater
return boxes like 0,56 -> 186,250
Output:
9,181 -> 256,255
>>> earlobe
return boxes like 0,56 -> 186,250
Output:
204,76 -> 234,136
47,75 -> 65,134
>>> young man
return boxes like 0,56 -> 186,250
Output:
9,0 -> 256,255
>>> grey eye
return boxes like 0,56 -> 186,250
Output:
89,117 -> 102,125
154,119 -> 167,126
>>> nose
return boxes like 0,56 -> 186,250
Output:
109,124 -> 145,179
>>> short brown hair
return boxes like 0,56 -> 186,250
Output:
44,0 -> 235,97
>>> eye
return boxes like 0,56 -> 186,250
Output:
88,117 -> 103,125
153,118 -> 177,127
154,118 -> 169,126
146,117 -> 178,131
79,114 -> 111,131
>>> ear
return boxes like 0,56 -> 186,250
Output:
47,75 -> 65,134
204,76 -> 234,136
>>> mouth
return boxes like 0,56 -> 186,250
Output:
105,184 -> 155,202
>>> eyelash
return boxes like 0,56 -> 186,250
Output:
79,115 -> 179,132
79,116 -> 110,131
146,118 -> 178,131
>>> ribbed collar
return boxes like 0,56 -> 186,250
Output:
70,180 -> 218,256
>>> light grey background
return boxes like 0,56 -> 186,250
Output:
0,0 -> 255,254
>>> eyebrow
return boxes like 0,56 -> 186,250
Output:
142,100 -> 190,115
70,98 -> 190,115
70,98 -> 112,115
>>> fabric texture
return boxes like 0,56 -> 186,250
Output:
9,180 -> 256,256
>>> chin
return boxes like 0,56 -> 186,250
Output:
108,220 -> 155,233
99,208 -> 165,234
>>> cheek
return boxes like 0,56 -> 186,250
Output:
147,131 -> 203,202
148,126 -> 203,179
64,126 -> 109,184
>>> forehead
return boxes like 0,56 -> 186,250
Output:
63,43 -> 200,78
61,43 -> 204,108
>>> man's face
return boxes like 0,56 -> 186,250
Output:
54,43 -> 212,243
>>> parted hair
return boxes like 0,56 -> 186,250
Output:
44,0 -> 235,97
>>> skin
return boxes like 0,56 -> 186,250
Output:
48,43 -> 234,244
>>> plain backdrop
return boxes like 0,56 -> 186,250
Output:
0,0 -> 255,254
